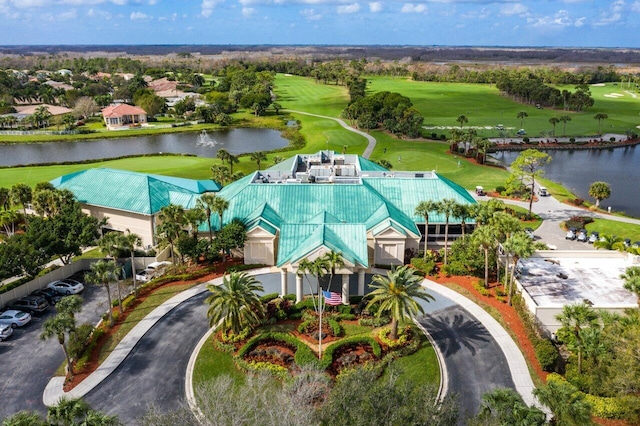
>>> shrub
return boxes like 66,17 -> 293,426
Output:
260,292 -> 280,303
327,318 -> 343,337
610,137 -> 616,142
522,137 -> 530,143
569,137 -> 576,143
220,327 -> 252,344
431,132 -> 437,139
321,336 -> 382,369
122,294 -> 136,310
68,323 -> 95,360
440,134 -> 446,140
336,313 -> 356,321
441,262 -> 469,277
377,325 -> 414,349
495,185 -> 506,194
349,295 -> 364,305
572,198 -> 584,206
411,257 -> 436,275
295,298 -> 316,311
283,294 -> 297,302
358,316 -> 390,327
534,339 -> 559,372
337,305 -> 352,315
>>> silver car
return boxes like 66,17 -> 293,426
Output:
0,324 -> 13,341
0,310 -> 32,328
48,278 -> 85,295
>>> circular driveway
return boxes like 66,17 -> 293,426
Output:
80,272 -> 526,424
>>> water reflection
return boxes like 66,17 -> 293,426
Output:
496,145 -> 640,217
0,128 -> 288,167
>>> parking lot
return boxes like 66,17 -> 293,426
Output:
0,272 -> 109,419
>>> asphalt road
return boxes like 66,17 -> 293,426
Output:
85,291 -> 210,422
418,304 -> 515,423
0,280 -> 108,419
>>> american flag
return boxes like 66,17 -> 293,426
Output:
323,290 -> 343,306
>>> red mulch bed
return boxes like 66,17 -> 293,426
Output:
431,272 -> 629,426
62,259 -> 240,391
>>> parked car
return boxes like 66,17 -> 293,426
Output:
48,278 -> 84,295
8,295 -> 49,314
577,229 -> 588,242
516,129 -> 526,136
588,231 -> 600,244
0,323 -> 13,341
524,227 -> 535,240
136,261 -> 171,283
565,227 -> 577,240
0,310 -> 32,328
31,288 -> 63,305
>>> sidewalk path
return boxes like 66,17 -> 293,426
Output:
285,110 -> 377,158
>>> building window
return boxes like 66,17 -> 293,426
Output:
381,244 -> 397,260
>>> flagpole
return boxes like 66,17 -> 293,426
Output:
318,282 -> 323,359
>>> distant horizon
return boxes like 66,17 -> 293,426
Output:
0,1 -> 637,48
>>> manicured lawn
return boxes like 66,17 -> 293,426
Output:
585,217 -> 640,242
275,74 -> 349,117
342,322 -> 374,337
383,340 -> 440,387
193,335 -> 244,388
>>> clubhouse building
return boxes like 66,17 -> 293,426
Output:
52,151 -> 476,301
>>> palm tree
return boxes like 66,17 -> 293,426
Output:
85,259 -> 120,327
517,111 -> 528,129
197,193 -> 219,243
250,151 -> 267,169
118,232 -> 142,297
594,113 -> 608,136
205,271 -> 265,334
437,198 -> 459,265
47,397 -> 91,425
227,154 -> 239,175
210,164 -> 229,186
0,187 -> 10,210
559,114 -> 572,137
10,183 -> 32,226
593,233 -> 624,251
452,202 -> 472,239
210,195 -> 229,232
322,250 -> 344,293
55,295 -> 83,319
366,265 -> 434,339
185,206 -> 206,238
1,411 -> 47,425
41,313 -> 77,376
216,148 -> 230,165
456,114 -> 468,129
156,204 -> 186,262
549,117 -> 560,136
503,232 -> 535,305
414,200 -> 439,259
555,302 -> 599,374
473,225 -> 499,288
620,266 -> 640,306
588,181 -> 611,208
533,380 -> 593,426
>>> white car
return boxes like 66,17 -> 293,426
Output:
0,323 -> 13,340
48,278 -> 85,295
135,261 -> 171,282
0,310 -> 32,328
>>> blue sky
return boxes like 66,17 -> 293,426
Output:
0,0 -> 638,47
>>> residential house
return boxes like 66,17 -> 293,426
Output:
102,104 -> 148,130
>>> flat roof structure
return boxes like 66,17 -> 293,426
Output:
515,251 -> 638,333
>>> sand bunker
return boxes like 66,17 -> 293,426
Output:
604,93 -> 624,98
591,83 -> 606,87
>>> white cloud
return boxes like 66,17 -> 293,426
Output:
301,8 -> 321,20
500,3 -> 528,17
130,11 -> 150,19
242,6 -> 255,15
401,3 -> 426,13
87,8 -> 112,19
337,3 -> 359,13
632,1 -> 640,12
58,8 -> 78,19
369,1 -> 382,12
201,0 -> 223,18
527,9 -> 585,28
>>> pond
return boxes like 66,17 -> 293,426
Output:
495,145 -> 640,217
0,128 -> 289,167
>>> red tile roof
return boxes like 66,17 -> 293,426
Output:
102,104 -> 147,118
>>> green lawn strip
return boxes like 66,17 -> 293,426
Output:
504,204 -> 543,231
192,334 -> 245,388
72,247 -> 106,261
439,281 -> 545,388
585,217 -> 640,242
538,178 -> 579,205
96,282 -> 198,365
382,339 -> 440,387
341,322 -> 374,337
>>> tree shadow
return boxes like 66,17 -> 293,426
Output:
418,310 -> 491,357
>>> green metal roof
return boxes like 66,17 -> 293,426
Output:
362,175 -> 476,224
51,168 -> 216,215
358,157 -> 388,171
277,223 -> 368,267
246,219 -> 278,235
306,210 -> 343,224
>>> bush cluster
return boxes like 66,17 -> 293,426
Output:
512,295 -> 559,373
358,316 -> 390,327
410,257 -> 436,276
